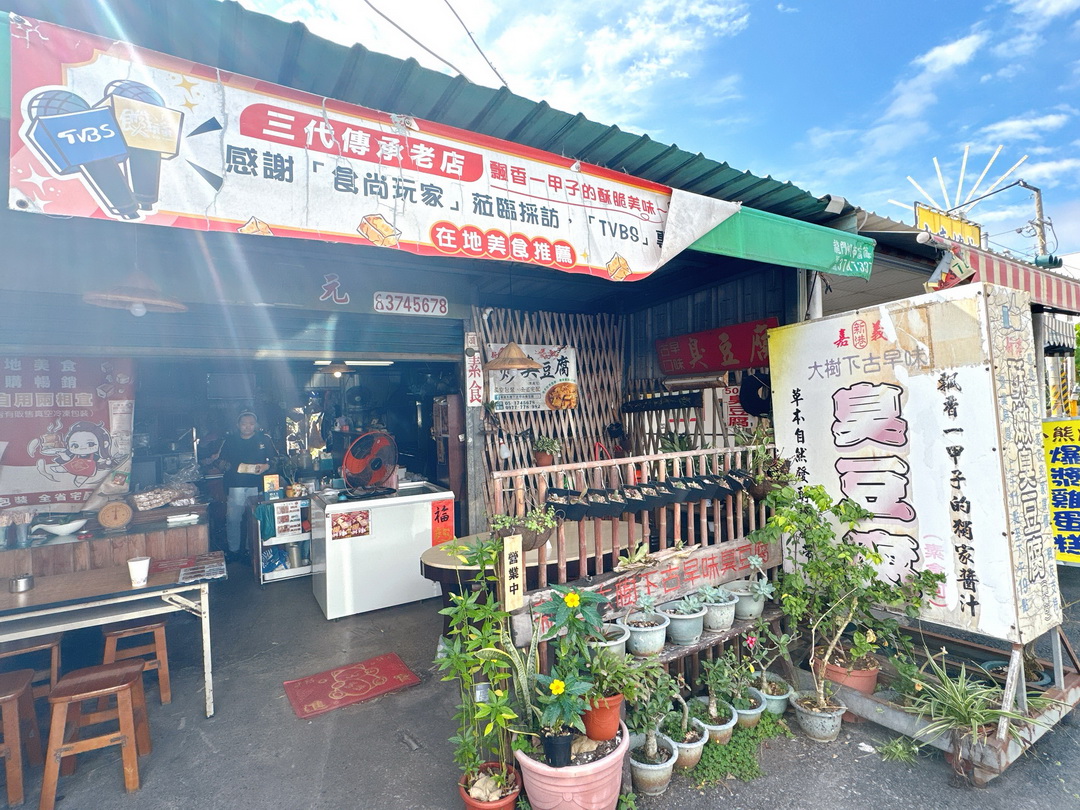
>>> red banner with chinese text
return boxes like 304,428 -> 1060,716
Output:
655,318 -> 778,376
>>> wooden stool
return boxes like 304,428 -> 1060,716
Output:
40,661 -> 151,810
0,669 -> 44,806
0,635 -> 62,700
101,619 -> 171,705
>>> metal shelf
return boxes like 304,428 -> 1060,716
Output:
262,532 -> 311,547
261,565 -> 312,583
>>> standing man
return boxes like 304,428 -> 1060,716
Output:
210,411 -> 275,563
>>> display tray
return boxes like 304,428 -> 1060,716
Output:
263,565 -> 312,581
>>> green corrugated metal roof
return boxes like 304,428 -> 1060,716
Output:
4,0 -> 845,226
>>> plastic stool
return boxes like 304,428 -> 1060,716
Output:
0,669 -> 44,806
39,660 -> 151,810
0,634 -> 62,700
101,619 -> 171,704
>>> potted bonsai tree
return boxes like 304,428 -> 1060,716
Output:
746,619 -> 796,715
690,654 -> 738,745
626,667 -> 679,796
533,435 -> 561,466
757,485 -> 944,742
661,675 -> 709,771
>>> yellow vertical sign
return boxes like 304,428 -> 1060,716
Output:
1043,417 -> 1080,565
500,534 -> 525,612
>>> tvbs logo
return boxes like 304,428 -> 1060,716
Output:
21,81 -> 184,220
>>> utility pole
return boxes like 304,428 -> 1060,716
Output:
1018,181 -> 1048,255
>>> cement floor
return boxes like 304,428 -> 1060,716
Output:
11,562 -> 1080,809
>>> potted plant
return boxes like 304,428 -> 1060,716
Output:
489,505 -> 558,552
746,620 -> 796,715
690,655 -> 739,745
735,421 -> 797,500
699,584 -> 738,632
723,643 -> 767,729
515,584 -> 630,809
582,648 -> 649,742
904,649 -> 1036,786
627,668 -> 680,796
533,435 -> 561,466
658,592 -> 707,646
724,554 -> 775,620
661,676 -> 709,771
435,534 -> 521,808
589,622 -> 630,658
757,485 -> 944,742
616,595 -> 670,657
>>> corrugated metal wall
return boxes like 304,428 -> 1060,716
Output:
625,266 -> 793,379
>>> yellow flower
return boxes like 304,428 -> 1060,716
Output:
563,592 -> 581,608
865,629 -> 877,644
914,681 -> 923,692
550,679 -> 566,696
748,664 -> 755,673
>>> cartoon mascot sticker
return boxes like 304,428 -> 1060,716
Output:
28,419 -> 118,487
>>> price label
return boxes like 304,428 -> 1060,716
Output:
373,291 -> 449,316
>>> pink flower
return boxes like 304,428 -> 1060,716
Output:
745,636 -> 757,649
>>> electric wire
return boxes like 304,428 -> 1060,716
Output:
360,0 -> 475,83
442,0 -> 510,89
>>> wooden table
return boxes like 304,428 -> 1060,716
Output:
0,565 -> 218,717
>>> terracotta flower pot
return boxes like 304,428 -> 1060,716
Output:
534,451 -> 555,467
459,762 -> 521,810
583,694 -> 623,741
816,657 -> 879,723
515,721 -> 629,810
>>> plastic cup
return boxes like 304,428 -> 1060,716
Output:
127,556 -> 151,588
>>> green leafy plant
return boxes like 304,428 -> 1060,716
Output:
743,554 -> 776,600
690,711 -> 792,785
878,736 -> 920,763
661,675 -> 705,744
536,667 -> 593,734
616,538 -> 653,571
533,435 -> 561,456
616,793 -> 638,810
759,484 -> 945,710
587,648 -> 651,704
436,534 -> 521,791
904,648 -> 1037,780
699,652 -> 738,720
489,505 -> 558,537
735,420 -> 797,488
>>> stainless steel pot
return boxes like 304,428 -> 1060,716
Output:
9,574 -> 34,593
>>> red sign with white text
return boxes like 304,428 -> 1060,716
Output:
655,317 -> 778,375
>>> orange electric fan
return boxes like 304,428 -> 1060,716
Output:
341,431 -> 398,494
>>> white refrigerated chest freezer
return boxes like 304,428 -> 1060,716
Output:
311,482 -> 450,620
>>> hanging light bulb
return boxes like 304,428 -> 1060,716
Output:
128,301 -> 147,317
498,438 -> 511,460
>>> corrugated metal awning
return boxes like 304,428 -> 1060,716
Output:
1044,315 -> 1076,356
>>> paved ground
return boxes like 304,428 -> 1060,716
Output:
11,561 -> 1080,809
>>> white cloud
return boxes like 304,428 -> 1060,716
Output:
914,33 -> 987,73
979,113 -> 1071,142
1006,0 -> 1080,22
884,33 -> 988,120
776,3 -> 799,11
1021,157 -> 1080,184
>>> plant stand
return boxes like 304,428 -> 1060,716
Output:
795,626 -> 1080,785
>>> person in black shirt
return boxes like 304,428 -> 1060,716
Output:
209,411 -> 274,562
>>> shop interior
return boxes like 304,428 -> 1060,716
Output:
129,357 -> 462,542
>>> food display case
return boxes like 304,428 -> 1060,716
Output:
310,482 -> 453,620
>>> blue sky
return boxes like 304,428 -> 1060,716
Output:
236,0 -> 1080,261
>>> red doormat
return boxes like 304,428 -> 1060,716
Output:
283,653 -> 420,719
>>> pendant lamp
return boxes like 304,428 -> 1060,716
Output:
82,269 -> 187,317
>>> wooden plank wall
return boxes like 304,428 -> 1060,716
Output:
474,306 -> 624,513
0,524 -> 209,579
